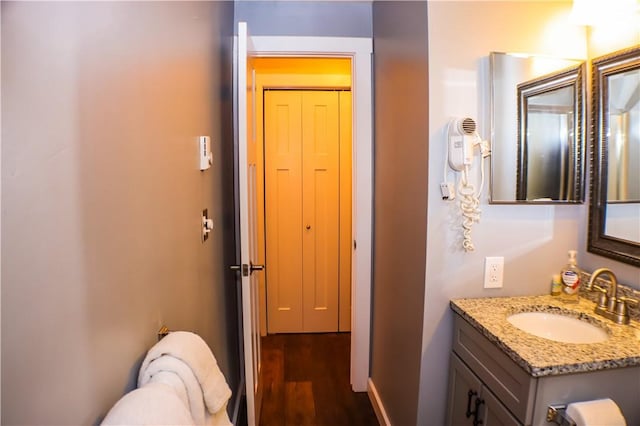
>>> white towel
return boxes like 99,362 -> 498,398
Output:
101,382 -> 195,426
146,371 -> 190,411
141,358 -> 206,425
204,403 -> 232,426
138,331 -> 232,415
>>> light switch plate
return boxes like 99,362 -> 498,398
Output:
484,256 -> 504,289
202,209 -> 211,242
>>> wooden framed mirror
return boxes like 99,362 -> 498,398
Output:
588,45 -> 640,266
516,64 -> 585,202
489,52 -> 585,203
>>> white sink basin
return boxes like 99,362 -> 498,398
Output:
507,312 -> 609,344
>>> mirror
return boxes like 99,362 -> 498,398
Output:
489,52 -> 585,203
589,46 -> 640,266
517,64 -> 584,201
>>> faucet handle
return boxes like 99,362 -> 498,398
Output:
593,284 -> 607,293
619,296 -> 639,307
593,285 -> 609,309
615,297 -> 638,319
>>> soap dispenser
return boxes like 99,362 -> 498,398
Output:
560,250 -> 580,303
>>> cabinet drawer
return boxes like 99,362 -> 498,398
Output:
452,314 -> 536,424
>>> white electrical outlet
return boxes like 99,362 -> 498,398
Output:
484,256 -> 504,289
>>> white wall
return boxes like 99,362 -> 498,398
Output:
419,2 -> 589,424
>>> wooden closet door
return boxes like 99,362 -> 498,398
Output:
301,91 -> 340,332
265,90 -> 340,333
264,91 -> 304,333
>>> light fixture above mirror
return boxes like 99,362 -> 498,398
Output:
570,0 -> 638,26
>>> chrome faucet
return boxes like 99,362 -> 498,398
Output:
587,268 -> 637,325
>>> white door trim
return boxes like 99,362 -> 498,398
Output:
250,35 -> 372,392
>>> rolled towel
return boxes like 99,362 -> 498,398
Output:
101,382 -> 195,426
566,398 -> 626,426
138,331 -> 232,415
205,404 -> 232,426
140,356 -> 206,425
146,371 -> 189,410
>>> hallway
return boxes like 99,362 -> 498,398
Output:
259,333 -> 378,425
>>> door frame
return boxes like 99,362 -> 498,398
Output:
253,59 -> 352,336
250,36 -> 372,392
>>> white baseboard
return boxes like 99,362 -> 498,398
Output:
231,378 -> 244,425
367,378 -> 391,426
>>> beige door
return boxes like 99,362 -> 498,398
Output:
236,22 -> 262,426
265,90 -> 344,333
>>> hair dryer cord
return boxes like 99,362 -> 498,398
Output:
458,167 -> 481,252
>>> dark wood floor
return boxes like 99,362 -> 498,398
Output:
259,333 -> 379,426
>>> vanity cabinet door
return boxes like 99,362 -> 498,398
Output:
446,353 -> 483,426
480,386 -> 521,426
447,354 -> 522,426
452,314 -> 536,423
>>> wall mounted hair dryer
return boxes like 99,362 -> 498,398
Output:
441,117 -> 490,252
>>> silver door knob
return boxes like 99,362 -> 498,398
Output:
250,263 -> 264,273
230,264 -> 249,276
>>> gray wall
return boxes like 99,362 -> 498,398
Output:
1,2 -> 238,424
235,0 -> 372,37
370,2 -> 429,425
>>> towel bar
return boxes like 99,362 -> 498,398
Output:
158,326 -> 170,341
547,404 -> 576,426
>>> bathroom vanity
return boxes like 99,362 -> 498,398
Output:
446,296 -> 640,426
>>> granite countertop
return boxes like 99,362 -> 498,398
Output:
450,295 -> 640,377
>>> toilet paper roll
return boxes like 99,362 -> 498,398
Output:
566,398 -> 626,426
